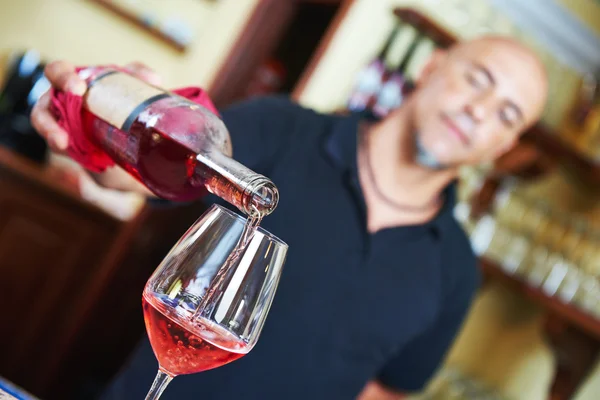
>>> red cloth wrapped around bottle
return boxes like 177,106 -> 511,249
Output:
49,66 -> 219,173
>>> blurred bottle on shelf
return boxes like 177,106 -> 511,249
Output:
372,32 -> 425,118
561,70 -> 600,159
461,180 -> 600,318
346,24 -> 401,113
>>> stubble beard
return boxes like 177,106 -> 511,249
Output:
414,133 -> 447,170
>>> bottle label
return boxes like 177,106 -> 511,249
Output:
356,61 -> 384,94
84,70 -> 168,130
373,75 -> 404,117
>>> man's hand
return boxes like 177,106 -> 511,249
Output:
49,153 -> 146,221
357,381 -> 406,400
30,60 -> 86,152
31,60 -> 161,154
30,60 -> 161,197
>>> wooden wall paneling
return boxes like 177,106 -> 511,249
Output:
291,0 -> 355,101
51,200 -> 211,399
208,0 -> 300,108
544,315 -> 600,400
302,0 -> 342,5
0,148 -> 125,396
0,149 -> 213,399
33,207 -> 150,393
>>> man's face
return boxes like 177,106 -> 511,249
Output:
411,38 -> 548,167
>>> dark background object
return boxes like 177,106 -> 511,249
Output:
0,49 -> 50,164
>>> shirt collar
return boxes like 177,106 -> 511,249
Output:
322,112 -> 362,176
321,112 -> 458,233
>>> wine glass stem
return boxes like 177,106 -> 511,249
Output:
145,369 -> 173,400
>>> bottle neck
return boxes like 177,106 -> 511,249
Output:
378,25 -> 401,60
396,34 -> 423,74
195,150 -> 279,217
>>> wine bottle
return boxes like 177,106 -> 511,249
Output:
347,24 -> 401,113
78,67 -> 278,217
372,33 -> 424,118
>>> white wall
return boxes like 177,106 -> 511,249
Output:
0,0 -> 261,88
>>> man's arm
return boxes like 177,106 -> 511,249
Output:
357,381 -> 406,400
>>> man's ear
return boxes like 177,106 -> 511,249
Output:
417,48 -> 446,86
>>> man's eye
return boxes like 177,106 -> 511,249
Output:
466,70 -> 489,89
499,107 -> 518,128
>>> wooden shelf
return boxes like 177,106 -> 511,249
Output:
393,7 -> 455,47
480,259 -> 600,339
521,123 -> 600,185
480,258 -> 600,400
0,147 -> 112,218
301,0 -> 343,4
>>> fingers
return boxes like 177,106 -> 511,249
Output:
49,154 -> 145,221
44,60 -> 86,95
30,91 -> 69,152
32,60 -> 162,155
31,60 -> 87,152
124,61 -> 162,86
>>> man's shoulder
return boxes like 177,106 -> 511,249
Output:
221,94 -> 330,122
220,95 -> 342,147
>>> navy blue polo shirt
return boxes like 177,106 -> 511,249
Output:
103,95 -> 480,399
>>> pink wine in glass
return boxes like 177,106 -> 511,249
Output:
77,67 -> 278,216
142,291 -> 249,376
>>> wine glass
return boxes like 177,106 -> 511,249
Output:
141,204 -> 288,399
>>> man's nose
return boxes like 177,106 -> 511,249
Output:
463,92 -> 496,123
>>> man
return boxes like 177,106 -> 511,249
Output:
31,36 -> 547,399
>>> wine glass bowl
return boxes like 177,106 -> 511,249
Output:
142,204 -> 288,399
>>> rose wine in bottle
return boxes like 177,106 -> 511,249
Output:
372,33 -> 424,118
78,67 -> 278,217
347,24 -> 401,113
142,291 -> 248,376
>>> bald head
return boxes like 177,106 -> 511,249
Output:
448,36 -> 549,122
406,35 -> 549,168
